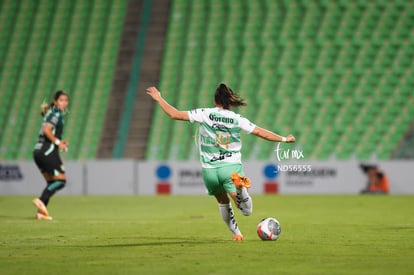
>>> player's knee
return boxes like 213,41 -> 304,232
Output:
215,192 -> 230,204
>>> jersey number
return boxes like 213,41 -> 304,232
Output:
215,131 -> 230,149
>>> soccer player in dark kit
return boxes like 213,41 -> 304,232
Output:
32,91 -> 69,220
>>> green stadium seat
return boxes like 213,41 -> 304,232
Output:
142,0 -> 414,161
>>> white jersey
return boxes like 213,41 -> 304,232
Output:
188,107 -> 256,168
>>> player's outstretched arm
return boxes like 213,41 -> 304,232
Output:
146,86 -> 189,121
252,126 -> 295,143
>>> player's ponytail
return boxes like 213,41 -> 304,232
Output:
40,101 -> 53,117
214,83 -> 247,110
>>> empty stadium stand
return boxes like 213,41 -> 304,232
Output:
0,0 -> 412,161
146,0 -> 414,161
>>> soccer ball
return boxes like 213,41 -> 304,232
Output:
257,217 -> 281,241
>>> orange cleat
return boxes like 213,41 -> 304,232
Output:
231,173 -> 251,189
32,198 -> 49,216
232,234 -> 244,241
35,213 -> 53,220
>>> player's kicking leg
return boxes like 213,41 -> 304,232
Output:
231,173 -> 253,216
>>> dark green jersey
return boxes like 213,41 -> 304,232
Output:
34,106 -> 64,151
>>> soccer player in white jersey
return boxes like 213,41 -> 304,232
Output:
146,83 -> 295,240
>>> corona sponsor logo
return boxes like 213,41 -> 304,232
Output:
208,113 -> 234,124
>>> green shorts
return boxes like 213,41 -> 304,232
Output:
201,164 -> 245,195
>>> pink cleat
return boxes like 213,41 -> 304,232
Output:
35,213 -> 53,220
32,198 -> 49,216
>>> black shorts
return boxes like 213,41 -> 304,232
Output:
33,148 -> 65,176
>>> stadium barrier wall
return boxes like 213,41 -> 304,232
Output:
0,160 -> 413,195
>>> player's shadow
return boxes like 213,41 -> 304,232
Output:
83,237 -> 226,248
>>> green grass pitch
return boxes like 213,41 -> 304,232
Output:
1,195 -> 413,275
